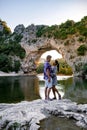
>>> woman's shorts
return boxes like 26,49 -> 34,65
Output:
45,78 -> 52,88
52,76 -> 57,86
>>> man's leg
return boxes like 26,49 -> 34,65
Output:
47,77 -> 52,100
45,87 -> 48,99
47,88 -> 51,99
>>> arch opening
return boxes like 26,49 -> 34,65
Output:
36,49 -> 73,75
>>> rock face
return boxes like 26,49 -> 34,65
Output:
14,24 -> 25,35
0,99 -> 87,130
13,24 -> 87,75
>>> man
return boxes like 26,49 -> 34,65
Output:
44,55 -> 52,100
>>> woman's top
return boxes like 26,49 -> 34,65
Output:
51,66 -> 57,78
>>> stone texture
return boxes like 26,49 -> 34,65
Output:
0,99 -> 87,129
15,24 -> 87,75
14,24 -> 25,35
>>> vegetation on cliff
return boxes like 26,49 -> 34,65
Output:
36,16 -> 87,40
0,16 -> 87,74
0,19 -> 26,72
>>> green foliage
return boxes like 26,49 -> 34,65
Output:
58,59 -> 73,75
77,45 -> 87,55
0,53 -> 21,72
78,36 -> 85,42
36,63 -> 44,73
59,67 -> 73,75
0,19 -> 26,72
13,60 -> 21,73
82,63 -> 87,74
36,25 -> 46,37
0,41 -> 26,59
0,19 -> 11,35
0,54 -> 12,72
36,16 -> 87,40
36,59 -> 73,75
14,34 -> 23,43
75,16 -> 87,37
59,20 -> 74,28
54,28 -> 67,39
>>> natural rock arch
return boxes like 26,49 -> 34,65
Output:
21,37 -> 87,76
13,23 -> 87,76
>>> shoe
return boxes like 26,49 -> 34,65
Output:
59,94 -> 61,100
52,97 -> 56,100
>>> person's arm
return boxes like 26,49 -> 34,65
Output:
46,68 -> 51,82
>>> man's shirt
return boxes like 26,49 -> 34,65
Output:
44,61 -> 52,80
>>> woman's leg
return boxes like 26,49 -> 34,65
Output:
52,85 -> 56,99
52,86 -> 61,99
45,77 -> 52,100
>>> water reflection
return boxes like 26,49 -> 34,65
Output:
60,77 -> 87,104
39,80 -> 64,100
0,75 -> 87,130
39,76 -> 87,104
0,75 -> 87,104
19,76 -> 41,101
0,76 -> 41,103
39,116 -> 84,130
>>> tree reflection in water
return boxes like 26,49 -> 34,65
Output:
0,75 -> 41,103
19,75 -> 41,101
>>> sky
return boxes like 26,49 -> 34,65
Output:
0,0 -> 87,32
41,50 -> 62,60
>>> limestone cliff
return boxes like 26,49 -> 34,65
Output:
13,17 -> 87,76
0,17 -> 87,76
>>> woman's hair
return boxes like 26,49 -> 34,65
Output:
55,60 -> 59,72
55,60 -> 58,65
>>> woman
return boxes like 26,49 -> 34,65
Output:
51,60 -> 61,100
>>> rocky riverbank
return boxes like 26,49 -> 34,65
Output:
0,99 -> 87,130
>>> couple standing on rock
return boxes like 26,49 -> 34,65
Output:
44,55 -> 61,100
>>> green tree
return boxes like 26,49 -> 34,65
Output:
0,54 -> 12,72
77,45 -> 87,55
13,60 -> 21,73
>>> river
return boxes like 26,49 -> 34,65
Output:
0,75 -> 87,130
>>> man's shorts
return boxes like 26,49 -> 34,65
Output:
45,77 -> 52,88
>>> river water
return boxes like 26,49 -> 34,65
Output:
0,75 -> 87,130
